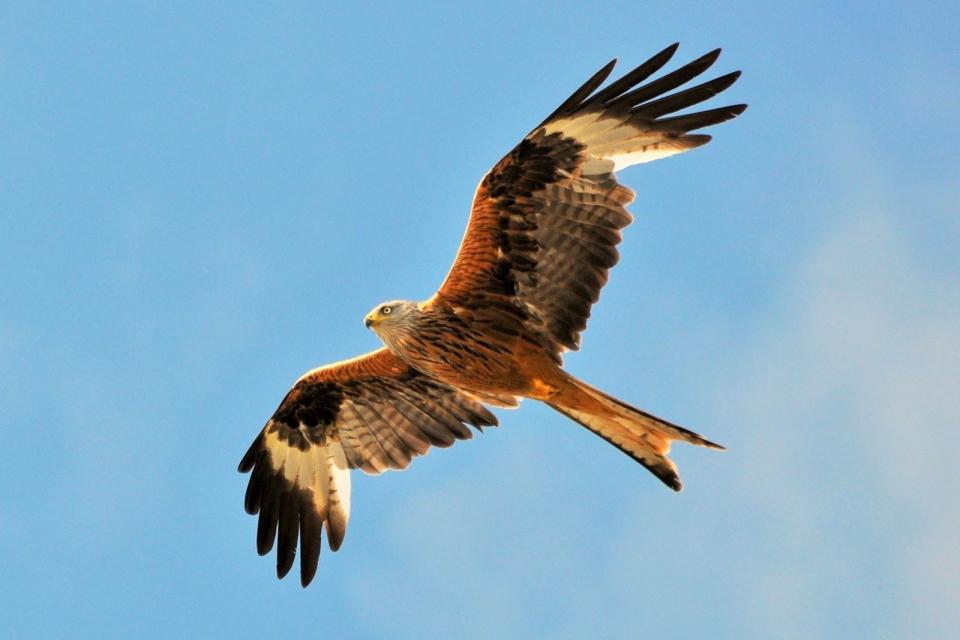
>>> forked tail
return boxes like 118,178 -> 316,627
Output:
547,373 -> 723,491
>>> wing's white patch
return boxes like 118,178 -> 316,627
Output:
263,427 -> 290,471
281,440 -> 303,486
262,424 -> 352,550
325,442 -> 351,548
543,113 -> 700,173
328,442 -> 350,520
544,113 -> 604,138
313,445 -> 329,519
610,145 -> 687,171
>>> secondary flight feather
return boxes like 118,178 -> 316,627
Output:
239,43 -> 746,586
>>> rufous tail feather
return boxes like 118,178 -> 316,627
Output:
547,373 -> 723,491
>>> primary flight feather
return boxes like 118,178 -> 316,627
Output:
239,43 -> 746,586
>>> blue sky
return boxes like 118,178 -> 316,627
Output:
2,2 -> 958,638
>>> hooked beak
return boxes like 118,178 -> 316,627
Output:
364,315 -> 375,329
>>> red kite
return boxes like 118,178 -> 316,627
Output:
240,43 -> 746,586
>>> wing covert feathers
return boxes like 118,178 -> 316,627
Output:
436,45 -> 745,357
239,348 -> 497,586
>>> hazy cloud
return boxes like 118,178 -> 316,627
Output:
710,210 -> 959,638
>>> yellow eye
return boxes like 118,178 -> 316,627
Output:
381,306 -> 392,315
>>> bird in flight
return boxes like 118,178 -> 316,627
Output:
239,43 -> 746,586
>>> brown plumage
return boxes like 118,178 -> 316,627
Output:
239,43 -> 746,586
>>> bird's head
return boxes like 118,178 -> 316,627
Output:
364,300 -> 417,334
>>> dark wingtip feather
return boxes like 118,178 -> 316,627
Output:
589,43 -> 680,106
238,433 -> 264,473
705,70 -> 741,94
702,47 -> 722,65
656,104 -> 747,134
243,454 -> 269,515
684,134 -> 712,148
631,71 -> 744,122
326,523 -> 345,552
299,509 -> 322,587
538,58 -> 618,125
276,493 -> 300,579
256,475 -> 281,555
674,47 -> 722,81
623,47 -> 726,109
697,70 -> 742,103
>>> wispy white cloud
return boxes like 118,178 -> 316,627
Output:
709,210 -> 960,638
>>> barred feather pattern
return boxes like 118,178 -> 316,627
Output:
436,44 -> 746,358
238,348 -> 496,586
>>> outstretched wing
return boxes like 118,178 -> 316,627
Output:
434,44 -> 746,359
238,348 -> 496,586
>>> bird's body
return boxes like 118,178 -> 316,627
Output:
371,299 -> 557,401
239,43 -> 746,586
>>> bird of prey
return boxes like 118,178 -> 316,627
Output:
239,43 -> 746,586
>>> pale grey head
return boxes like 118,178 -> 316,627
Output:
363,300 -> 419,344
